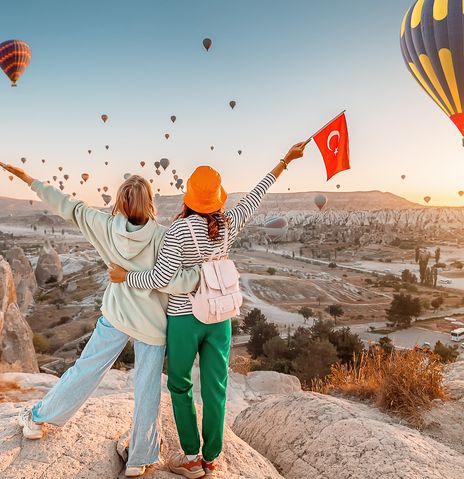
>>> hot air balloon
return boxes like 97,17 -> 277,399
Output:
229,100 -> 236,109
81,173 -> 89,182
210,146 -> 214,151
172,169 -> 176,174
149,179 -> 154,183
165,133 -> 170,140
0,40 -> 31,86
80,180 -> 84,185
105,145 -> 109,150
336,184 -> 341,189
29,200 -> 33,205
72,192 -> 76,197
59,184 -> 64,191
400,1 -> 464,145
262,216 -> 288,241
160,158 -> 170,170
154,161 -> 160,169
203,38 -> 212,51
103,186 -> 108,192
88,150 -> 92,155
97,188 -> 101,192
174,174 -> 179,180
157,188 -> 160,192
102,194 -> 112,205
124,173 -> 131,180
105,161 -> 108,166
101,114 -> 108,123
156,169 -> 161,176
314,194 -> 327,211
171,115 -> 176,123
41,159 -> 46,164
52,176 -> 57,182
424,196 -> 431,203
20,157 -> 26,164
58,166 -> 63,172
170,182 -> 174,186
140,161 -> 145,167
64,174 -> 69,180
459,190 -> 464,197
401,174 -> 406,180
8,175 -> 13,181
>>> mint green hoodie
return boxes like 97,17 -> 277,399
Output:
31,180 -> 199,345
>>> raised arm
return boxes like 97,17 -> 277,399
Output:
228,141 -> 308,233
0,162 -> 109,236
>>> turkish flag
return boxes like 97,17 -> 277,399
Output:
313,113 -> 350,180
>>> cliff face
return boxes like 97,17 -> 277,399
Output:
0,257 -> 38,373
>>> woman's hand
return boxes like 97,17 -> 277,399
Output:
0,162 -> 34,186
283,140 -> 310,164
108,263 -> 129,283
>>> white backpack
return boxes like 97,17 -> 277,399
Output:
186,218 -> 242,324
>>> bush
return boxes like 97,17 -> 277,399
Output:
433,341 -> 459,363
231,318 -> 240,336
112,342 -> 135,368
33,333 -> 51,354
267,267 -> 277,276
315,347 -> 447,425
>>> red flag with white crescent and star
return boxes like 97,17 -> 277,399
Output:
313,112 -> 350,181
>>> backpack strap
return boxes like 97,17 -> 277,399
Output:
185,218 -> 203,261
222,222 -> 229,256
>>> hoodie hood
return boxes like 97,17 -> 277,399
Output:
111,214 -> 161,260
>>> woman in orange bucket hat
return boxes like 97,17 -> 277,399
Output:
109,140 -> 307,478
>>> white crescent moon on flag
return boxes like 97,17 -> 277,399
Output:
327,130 -> 340,151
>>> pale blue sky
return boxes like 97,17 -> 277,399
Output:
0,0 -> 463,206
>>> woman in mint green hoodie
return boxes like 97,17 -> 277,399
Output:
0,162 -> 199,478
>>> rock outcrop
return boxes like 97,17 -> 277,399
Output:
0,257 -> 38,373
233,392 -> 464,479
34,241 -> 63,286
0,389 -> 283,479
5,245 -> 37,313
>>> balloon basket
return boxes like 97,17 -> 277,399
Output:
11,84 -> 17,88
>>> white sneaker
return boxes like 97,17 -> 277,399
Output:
18,407 -> 43,440
125,465 -> 146,477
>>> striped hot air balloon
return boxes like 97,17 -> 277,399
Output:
0,40 -> 31,86
401,1 -> 464,145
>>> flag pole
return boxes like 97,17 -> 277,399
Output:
304,110 -> 346,145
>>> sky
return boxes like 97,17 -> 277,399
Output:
0,0 -> 463,207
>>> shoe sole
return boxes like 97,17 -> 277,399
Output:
18,413 -> 43,440
169,465 -> 205,479
125,469 -> 146,477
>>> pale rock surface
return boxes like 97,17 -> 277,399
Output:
233,392 -> 464,479
0,392 -> 283,479
0,257 -> 38,373
4,245 -> 37,313
34,241 -> 63,286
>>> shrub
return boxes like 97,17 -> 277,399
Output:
433,341 -> 459,363
267,267 -> 277,276
314,347 -> 447,425
33,333 -> 51,354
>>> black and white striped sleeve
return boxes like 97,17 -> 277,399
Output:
227,173 -> 276,233
126,229 -> 182,290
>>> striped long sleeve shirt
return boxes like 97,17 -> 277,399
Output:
127,172 -> 276,316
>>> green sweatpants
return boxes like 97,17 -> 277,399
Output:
167,314 -> 231,462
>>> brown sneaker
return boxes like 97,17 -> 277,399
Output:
202,460 -> 217,477
169,453 -> 205,479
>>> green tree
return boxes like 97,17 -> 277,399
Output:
242,308 -> 266,334
247,319 -> 279,359
387,293 -> 422,328
294,339 -> 339,384
298,306 -> 314,324
329,327 -> 364,364
430,296 -> 444,312
433,341 -> 459,363
263,336 -> 288,361
326,304 -> 344,324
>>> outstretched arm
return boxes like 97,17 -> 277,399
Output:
0,162 -> 109,241
228,141 -> 308,233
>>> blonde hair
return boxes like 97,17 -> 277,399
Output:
112,175 -> 156,225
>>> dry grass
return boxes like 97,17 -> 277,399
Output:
311,346 -> 448,425
0,380 -> 23,403
229,355 -> 253,375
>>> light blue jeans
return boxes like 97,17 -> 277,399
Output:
31,316 -> 165,467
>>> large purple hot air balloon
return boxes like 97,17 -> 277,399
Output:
0,40 -> 31,86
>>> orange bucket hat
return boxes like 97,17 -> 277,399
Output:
184,166 -> 228,214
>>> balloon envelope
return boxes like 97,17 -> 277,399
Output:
424,196 -> 431,204
400,1 -> 464,140
81,173 -> 89,182
0,40 -> 31,86
203,38 -> 212,51
229,100 -> 236,109
160,158 -> 170,170
314,194 -> 327,211
101,114 -> 108,123
171,115 -> 176,123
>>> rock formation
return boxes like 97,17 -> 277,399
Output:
5,245 -> 37,313
0,387 -> 283,478
0,257 -> 38,373
34,241 -> 63,286
233,392 -> 464,479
